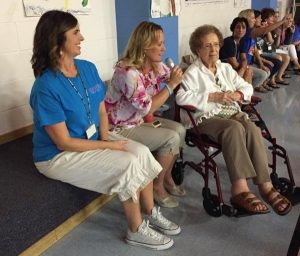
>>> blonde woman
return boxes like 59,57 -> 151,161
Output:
105,21 -> 186,208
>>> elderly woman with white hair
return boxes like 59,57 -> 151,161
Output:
176,24 -> 292,216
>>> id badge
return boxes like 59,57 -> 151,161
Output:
86,123 -> 96,139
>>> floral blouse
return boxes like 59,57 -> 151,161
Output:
105,61 -> 170,128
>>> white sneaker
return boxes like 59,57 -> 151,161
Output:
148,206 -> 181,235
125,220 -> 173,250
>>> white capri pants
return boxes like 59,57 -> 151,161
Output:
35,132 -> 162,203
278,44 -> 298,61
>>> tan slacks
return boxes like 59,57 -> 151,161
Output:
194,112 -> 271,185
114,117 -> 186,156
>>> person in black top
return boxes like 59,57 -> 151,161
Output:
220,17 -> 252,84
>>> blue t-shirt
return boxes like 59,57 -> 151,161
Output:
292,25 -> 300,43
30,59 -> 107,162
240,28 -> 256,65
220,36 -> 242,63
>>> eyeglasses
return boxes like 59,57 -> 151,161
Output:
201,43 -> 220,50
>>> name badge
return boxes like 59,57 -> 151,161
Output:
86,123 -> 96,139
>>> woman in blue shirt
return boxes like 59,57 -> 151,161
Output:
29,10 -> 180,250
220,17 -> 252,83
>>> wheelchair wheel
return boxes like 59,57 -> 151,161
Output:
202,188 -> 222,217
171,159 -> 184,185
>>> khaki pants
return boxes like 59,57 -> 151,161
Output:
114,117 -> 186,157
194,112 -> 270,185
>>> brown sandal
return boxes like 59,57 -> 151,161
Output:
275,79 -> 290,85
230,192 -> 270,215
267,82 -> 280,89
254,86 -> 268,93
261,188 -> 292,216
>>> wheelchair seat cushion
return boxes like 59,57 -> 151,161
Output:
230,192 -> 270,215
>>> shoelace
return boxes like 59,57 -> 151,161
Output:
155,207 -> 172,226
140,220 -> 163,241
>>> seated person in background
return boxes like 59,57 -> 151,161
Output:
254,9 -> 282,89
175,24 -> 292,216
30,11 -> 180,250
285,18 -> 300,59
290,20 -> 300,58
238,10 -> 270,93
262,8 -> 300,77
220,17 -> 253,84
105,21 -> 186,209
239,8 -> 291,39
239,9 -> 291,87
280,15 -> 300,74
259,9 -> 291,84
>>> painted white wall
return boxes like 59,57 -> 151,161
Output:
277,0 -> 294,18
0,0 -> 117,136
178,0 -> 252,58
0,0 -> 253,136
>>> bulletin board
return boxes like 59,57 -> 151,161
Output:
23,0 -> 91,16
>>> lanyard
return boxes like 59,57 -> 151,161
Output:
64,72 -> 93,125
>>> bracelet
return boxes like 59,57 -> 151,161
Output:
165,83 -> 173,96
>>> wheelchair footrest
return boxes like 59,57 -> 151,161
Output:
221,204 -> 237,217
233,209 -> 254,218
223,203 -> 252,217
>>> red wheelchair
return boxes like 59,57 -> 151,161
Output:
172,94 -> 300,217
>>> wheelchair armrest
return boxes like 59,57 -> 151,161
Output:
178,105 -> 197,113
251,95 -> 262,104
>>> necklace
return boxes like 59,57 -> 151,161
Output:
62,71 -> 93,125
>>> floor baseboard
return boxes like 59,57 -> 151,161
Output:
0,124 -> 33,145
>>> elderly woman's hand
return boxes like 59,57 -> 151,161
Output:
209,91 -> 241,105
227,91 -> 243,102
168,65 -> 183,90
